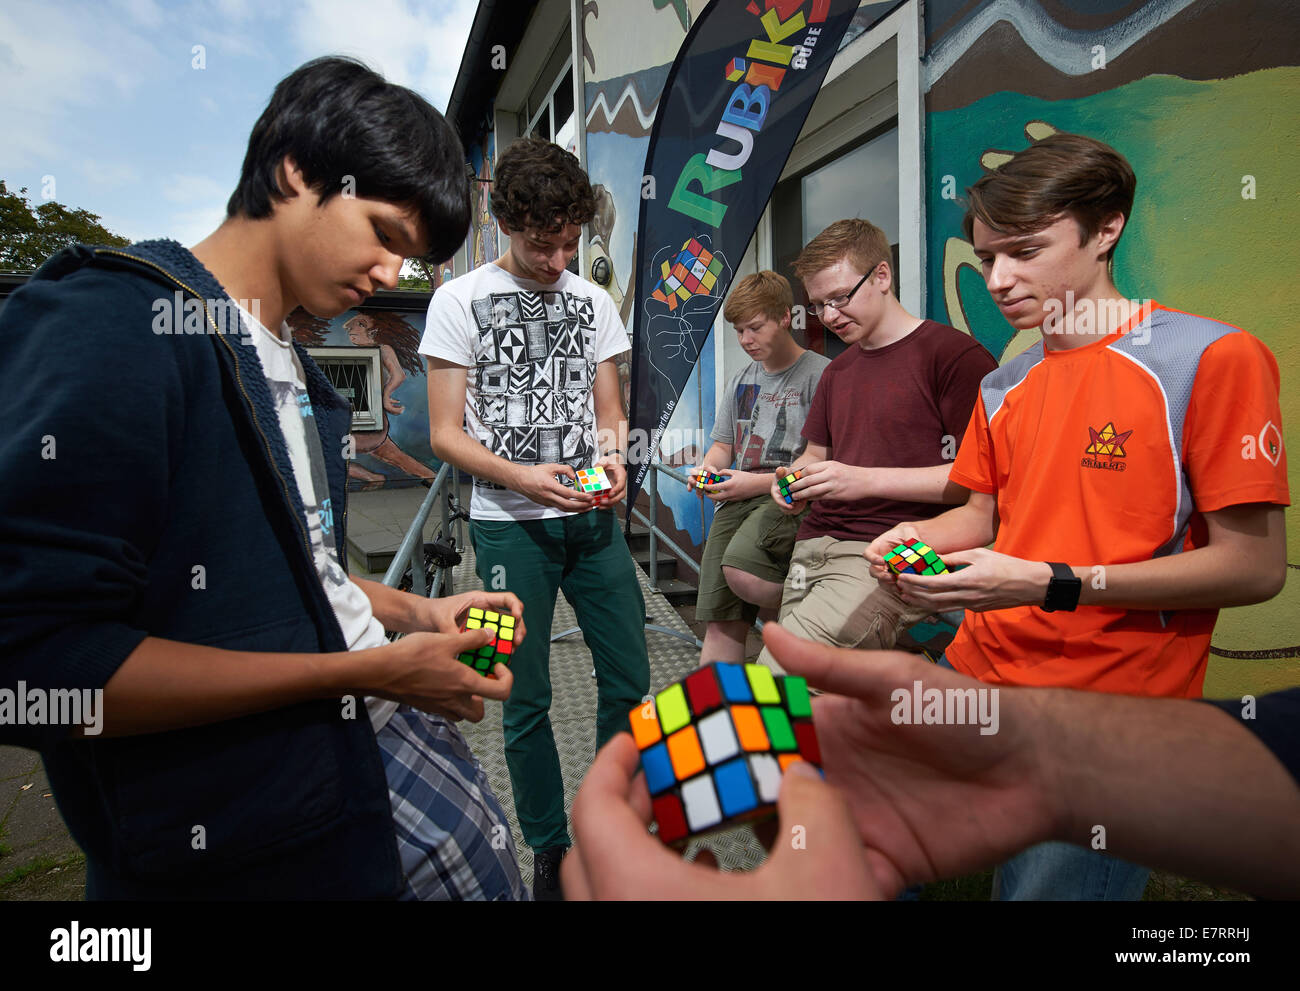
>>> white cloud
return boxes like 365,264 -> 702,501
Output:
161,173 -> 231,203
115,0 -> 166,29
288,0 -> 478,111
168,203 -> 229,247
82,159 -> 141,187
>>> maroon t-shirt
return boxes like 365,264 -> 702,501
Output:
797,320 -> 998,542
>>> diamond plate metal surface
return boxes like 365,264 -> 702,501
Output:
454,540 -> 768,877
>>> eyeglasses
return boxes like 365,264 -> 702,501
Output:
807,267 -> 875,319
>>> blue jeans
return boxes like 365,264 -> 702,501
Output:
993,842 -> 1150,900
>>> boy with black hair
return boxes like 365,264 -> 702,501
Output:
422,136 -> 651,900
0,56 -> 525,900
866,132 -> 1289,900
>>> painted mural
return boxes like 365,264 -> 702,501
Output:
469,131 -> 498,270
288,306 -> 437,490
922,0 -> 1300,690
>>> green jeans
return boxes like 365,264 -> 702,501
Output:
470,510 -> 650,851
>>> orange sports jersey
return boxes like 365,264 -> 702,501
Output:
946,302 -> 1289,698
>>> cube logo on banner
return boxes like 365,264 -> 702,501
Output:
629,662 -> 822,847
650,237 -> 724,312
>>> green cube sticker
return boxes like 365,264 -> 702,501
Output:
782,677 -> 812,718
760,707 -> 796,751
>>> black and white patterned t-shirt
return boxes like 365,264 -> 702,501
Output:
420,264 -> 630,521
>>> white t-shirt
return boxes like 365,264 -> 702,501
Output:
419,263 -> 630,521
240,305 -> 397,732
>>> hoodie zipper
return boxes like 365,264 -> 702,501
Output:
95,248 -> 314,565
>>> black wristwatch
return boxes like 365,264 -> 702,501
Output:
1042,562 -> 1081,612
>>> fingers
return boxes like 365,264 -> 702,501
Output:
761,761 -> 881,900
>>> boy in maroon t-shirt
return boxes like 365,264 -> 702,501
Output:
758,219 -> 996,670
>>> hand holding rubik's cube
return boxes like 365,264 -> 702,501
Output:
457,607 -> 518,676
883,538 -> 949,576
574,465 -> 613,506
689,466 -> 727,494
629,662 -> 822,847
775,468 -> 804,505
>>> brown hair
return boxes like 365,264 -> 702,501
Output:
962,133 -> 1136,261
491,137 -> 596,233
723,270 -> 793,325
793,218 -> 892,283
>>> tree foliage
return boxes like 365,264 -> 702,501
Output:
0,179 -> 131,272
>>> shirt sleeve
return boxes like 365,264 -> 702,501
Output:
938,340 -> 999,441
947,396 -> 996,495
711,369 -> 739,445
801,366 -> 832,448
592,286 -> 631,364
1183,331 -> 1290,511
419,280 -> 475,367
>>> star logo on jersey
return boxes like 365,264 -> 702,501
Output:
1085,422 -> 1132,459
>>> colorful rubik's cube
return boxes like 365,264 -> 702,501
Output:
884,539 -> 949,576
458,607 -> 516,675
651,237 -> 725,312
725,57 -> 747,82
691,468 -> 726,493
629,662 -> 822,847
776,469 -> 803,505
575,466 -> 613,506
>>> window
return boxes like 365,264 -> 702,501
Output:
308,347 -> 383,431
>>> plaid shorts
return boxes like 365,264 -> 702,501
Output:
376,705 -> 529,901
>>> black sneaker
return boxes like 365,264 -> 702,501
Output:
532,845 -> 568,902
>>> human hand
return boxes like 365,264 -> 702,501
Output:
784,460 -> 868,503
384,397 -> 404,414
418,590 -> 526,645
894,548 -> 1052,613
864,523 -> 923,586
563,733 -> 881,900
762,623 -> 1056,890
700,468 -> 759,502
595,455 -> 628,508
513,463 -> 597,512
366,629 -> 513,723
769,465 -> 808,516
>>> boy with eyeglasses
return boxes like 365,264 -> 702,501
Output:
757,219 -> 996,671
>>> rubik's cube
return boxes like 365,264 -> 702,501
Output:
458,607 -> 516,675
690,468 -> 726,493
776,469 -> 803,505
651,237 -> 724,312
629,662 -> 822,847
884,539 -> 948,576
725,57 -> 747,82
575,466 -> 613,506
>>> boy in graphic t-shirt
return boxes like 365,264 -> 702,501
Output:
759,219 -> 997,671
866,133 -> 1289,901
693,271 -> 829,664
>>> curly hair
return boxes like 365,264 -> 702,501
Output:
287,307 -> 330,347
344,311 -> 424,376
491,137 -> 596,233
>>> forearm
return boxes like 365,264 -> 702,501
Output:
353,576 -> 428,633
1070,543 -> 1283,610
859,464 -> 967,504
595,411 -> 629,461
85,635 -> 380,738
1045,689 -> 1300,897
430,423 -> 524,492
911,500 -> 996,553
701,441 -> 731,470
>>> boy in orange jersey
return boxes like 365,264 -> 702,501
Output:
865,133 -> 1289,900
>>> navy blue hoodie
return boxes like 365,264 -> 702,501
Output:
0,241 -> 402,898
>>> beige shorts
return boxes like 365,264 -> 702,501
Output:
757,535 -> 932,674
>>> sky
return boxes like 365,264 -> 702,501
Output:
0,0 -> 478,246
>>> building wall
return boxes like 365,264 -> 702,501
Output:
921,0 -> 1300,692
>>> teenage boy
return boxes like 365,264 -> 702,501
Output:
757,219 -> 997,669
0,58 -> 527,899
866,132 -> 1289,900
694,271 -> 829,663
422,136 -> 651,900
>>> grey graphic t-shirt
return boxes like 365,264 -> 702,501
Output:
420,263 -> 630,521
711,350 -> 830,471
241,306 -> 395,730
